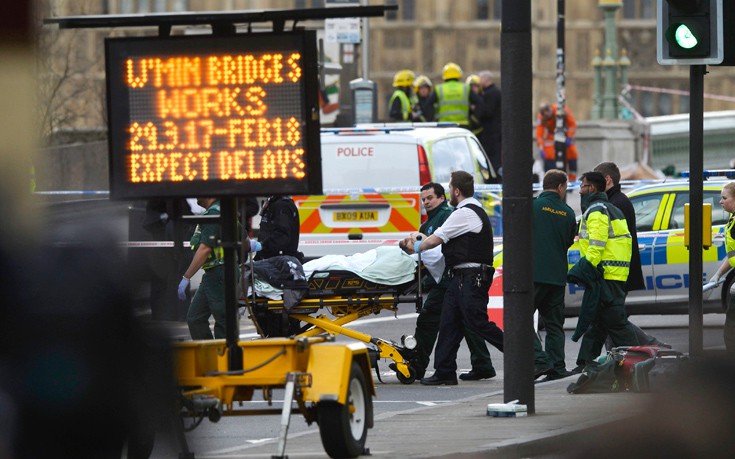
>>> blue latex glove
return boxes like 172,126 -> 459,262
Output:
538,149 -> 545,160
413,239 -> 422,254
566,138 -> 574,147
249,240 -> 262,253
178,277 -> 190,301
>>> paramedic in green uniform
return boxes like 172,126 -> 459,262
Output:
710,182 -> 735,352
532,170 -> 577,380
178,197 -> 226,340
398,182 -> 496,381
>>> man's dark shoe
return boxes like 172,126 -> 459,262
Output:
420,374 -> 458,386
459,369 -> 497,381
537,369 -> 573,382
569,364 -> 586,375
533,365 -> 552,380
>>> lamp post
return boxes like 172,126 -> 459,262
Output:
618,48 -> 631,118
599,0 -> 622,119
591,49 -> 602,119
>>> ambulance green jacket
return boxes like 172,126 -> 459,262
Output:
533,191 -> 576,286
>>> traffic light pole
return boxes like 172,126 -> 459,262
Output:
553,0 -> 567,174
501,0 -> 535,414
688,64 -> 705,358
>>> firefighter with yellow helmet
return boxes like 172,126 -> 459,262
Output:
465,74 -> 483,135
388,69 -> 416,121
426,62 -> 483,129
413,74 -> 435,122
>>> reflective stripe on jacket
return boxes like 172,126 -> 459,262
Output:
435,80 -> 469,124
726,216 -> 735,268
578,199 -> 632,282
389,90 -> 412,121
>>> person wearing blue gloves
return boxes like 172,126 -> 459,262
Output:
402,171 -> 504,385
178,197 -> 247,339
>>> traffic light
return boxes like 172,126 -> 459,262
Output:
657,0 -> 734,66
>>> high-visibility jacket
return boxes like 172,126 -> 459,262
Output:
388,89 -> 412,121
435,80 -> 470,124
726,216 -> 735,268
535,103 -> 578,160
578,193 -> 631,282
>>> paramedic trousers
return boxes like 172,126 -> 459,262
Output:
415,284 -> 495,376
532,283 -> 567,375
433,271 -> 504,378
576,280 -> 637,365
187,266 -> 226,340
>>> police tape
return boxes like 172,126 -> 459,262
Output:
625,84 -> 735,103
123,241 -> 191,248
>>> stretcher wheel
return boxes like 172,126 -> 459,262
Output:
395,364 -> 418,385
317,362 -> 370,458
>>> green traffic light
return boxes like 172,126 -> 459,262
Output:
674,24 -> 699,49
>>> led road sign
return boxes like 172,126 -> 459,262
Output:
105,31 -> 322,199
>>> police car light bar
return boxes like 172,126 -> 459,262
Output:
680,169 -> 735,179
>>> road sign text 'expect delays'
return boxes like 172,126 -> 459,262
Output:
106,32 -> 322,199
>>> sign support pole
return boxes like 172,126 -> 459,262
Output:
688,64 -> 705,358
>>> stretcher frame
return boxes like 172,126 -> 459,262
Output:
243,265 -> 425,384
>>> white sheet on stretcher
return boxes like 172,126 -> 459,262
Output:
245,246 -> 419,300
303,246 -> 417,285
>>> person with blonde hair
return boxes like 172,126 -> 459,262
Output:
710,181 -> 735,351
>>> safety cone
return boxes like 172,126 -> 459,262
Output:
487,267 -> 503,329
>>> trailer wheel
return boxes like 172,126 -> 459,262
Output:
317,362 -> 369,458
395,363 -> 418,385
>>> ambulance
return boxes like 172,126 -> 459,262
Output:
295,123 -> 497,259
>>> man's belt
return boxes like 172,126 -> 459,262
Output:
448,264 -> 493,278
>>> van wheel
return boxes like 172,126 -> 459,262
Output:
317,362 -> 369,458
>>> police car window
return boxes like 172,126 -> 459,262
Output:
670,191 -> 729,229
631,193 -> 663,232
431,137 -> 476,183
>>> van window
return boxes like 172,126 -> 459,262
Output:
430,137 -> 475,183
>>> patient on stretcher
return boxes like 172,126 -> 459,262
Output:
241,246 -> 420,302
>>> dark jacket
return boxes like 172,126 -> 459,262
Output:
477,83 -> 502,173
420,200 -> 453,289
256,196 -> 303,262
533,191 -> 577,286
606,184 -> 645,291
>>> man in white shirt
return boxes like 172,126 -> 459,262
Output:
403,171 -> 504,385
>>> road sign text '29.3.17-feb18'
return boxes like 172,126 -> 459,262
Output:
105,31 -> 322,199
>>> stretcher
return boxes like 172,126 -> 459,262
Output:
243,267 -> 424,384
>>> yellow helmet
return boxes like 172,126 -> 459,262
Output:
466,74 -> 480,86
442,62 -> 463,81
413,75 -> 433,92
393,69 -> 416,88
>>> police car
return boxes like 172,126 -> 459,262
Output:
295,123 -> 497,259
495,179 -> 732,315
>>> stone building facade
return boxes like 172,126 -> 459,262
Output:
40,0 -> 735,139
